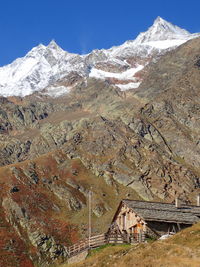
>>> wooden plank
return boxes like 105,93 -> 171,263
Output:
89,241 -> 105,245
108,238 -> 124,241
90,234 -> 105,239
90,240 -> 106,245
90,240 -> 105,243
90,237 -> 105,240
89,238 -> 105,243
89,241 -> 105,244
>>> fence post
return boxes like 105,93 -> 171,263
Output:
142,231 -> 145,242
88,191 -> 92,249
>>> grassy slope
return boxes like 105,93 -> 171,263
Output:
63,222 -> 200,267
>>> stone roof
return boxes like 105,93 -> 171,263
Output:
122,200 -> 200,224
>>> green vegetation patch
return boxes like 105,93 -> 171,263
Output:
88,243 -> 131,257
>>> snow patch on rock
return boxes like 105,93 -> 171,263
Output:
116,82 -> 141,91
44,86 -> 71,97
89,65 -> 144,80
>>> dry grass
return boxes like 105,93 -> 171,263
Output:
61,222 -> 200,267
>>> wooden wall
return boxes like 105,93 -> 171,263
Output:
115,204 -> 146,234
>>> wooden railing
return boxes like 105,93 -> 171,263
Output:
89,234 -> 106,248
66,234 -> 106,257
105,233 -> 125,244
66,239 -> 89,257
66,232 -> 145,258
129,232 -> 145,243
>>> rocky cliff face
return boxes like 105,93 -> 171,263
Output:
1,20 -> 200,267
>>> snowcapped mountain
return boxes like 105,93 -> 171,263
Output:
105,16 -> 197,58
0,41 -> 87,97
0,17 -> 199,97
135,16 -> 191,43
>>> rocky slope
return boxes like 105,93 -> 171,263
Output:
0,19 -> 200,267
0,147 -> 142,266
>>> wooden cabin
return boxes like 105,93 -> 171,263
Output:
107,199 -> 200,242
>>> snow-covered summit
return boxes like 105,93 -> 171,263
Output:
135,16 -> 191,44
47,40 -> 60,49
108,17 -> 198,57
0,17 -> 199,97
0,41 -> 85,97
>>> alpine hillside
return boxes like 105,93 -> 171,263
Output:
0,17 -> 200,267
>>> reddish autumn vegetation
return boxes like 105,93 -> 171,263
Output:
0,207 -> 34,267
0,144 -> 140,266
0,152 -> 85,266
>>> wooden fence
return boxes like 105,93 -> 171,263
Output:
66,232 -> 145,258
66,234 -> 106,257
89,234 -> 106,248
66,239 -> 89,257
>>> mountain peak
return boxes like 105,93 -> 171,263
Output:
26,43 -> 46,58
151,16 -> 189,34
46,40 -> 67,59
154,16 -> 165,23
151,16 -> 174,33
47,40 -> 60,50
135,17 -> 191,44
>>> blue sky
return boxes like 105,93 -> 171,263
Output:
0,0 -> 199,66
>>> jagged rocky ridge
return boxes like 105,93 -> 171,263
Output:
1,18 -> 200,267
